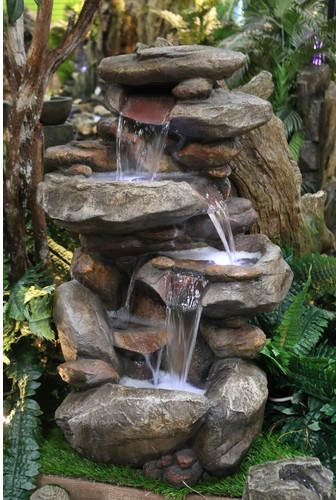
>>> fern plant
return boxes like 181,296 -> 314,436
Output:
258,251 -> 336,474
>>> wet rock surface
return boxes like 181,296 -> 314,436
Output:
169,89 -> 273,140
54,280 -> 120,370
57,359 -> 120,389
243,457 -> 336,500
194,358 -> 268,475
112,325 -> 167,354
55,383 -> 208,465
201,322 -> 266,358
38,173 -> 207,234
98,45 -> 247,85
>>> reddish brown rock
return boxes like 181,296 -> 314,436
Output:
175,449 -> 197,469
121,355 -> 152,380
58,359 -> 120,388
173,140 -> 240,169
132,292 -> 166,323
71,248 -> 122,309
172,78 -> 213,100
112,325 -> 167,354
66,164 -> 93,177
201,323 -> 266,358
45,140 -> 116,172
208,165 -> 232,178
163,462 -> 203,488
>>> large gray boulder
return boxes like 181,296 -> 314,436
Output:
55,383 -> 208,465
243,457 -> 336,500
98,46 -> 247,86
194,358 -> 268,475
38,172 -> 207,234
169,89 -> 273,140
54,280 -> 121,371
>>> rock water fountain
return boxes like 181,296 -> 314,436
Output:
38,41 -> 293,486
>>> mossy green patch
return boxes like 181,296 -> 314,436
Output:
39,428 -> 303,499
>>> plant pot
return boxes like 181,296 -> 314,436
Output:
40,96 -> 73,125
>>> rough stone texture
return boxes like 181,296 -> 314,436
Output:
66,164 -> 93,177
194,358 -> 268,475
201,322 -> 266,358
299,141 -> 319,172
54,280 -> 121,370
137,234 -> 292,318
104,84 -> 127,114
55,382 -> 208,465
243,457 -> 336,500
58,359 -> 120,388
173,139 -> 240,169
71,248 -> 122,309
120,354 -> 152,380
172,78 -> 213,100
238,71 -> 274,100
43,123 -> 74,150
324,180 -> 336,233
30,485 -> 70,500
45,140 -> 116,172
112,325 -> 166,354
163,462 -> 203,488
170,89 -> 273,140
187,335 -> 215,387
321,81 -> 336,185
38,173 -> 207,234
301,191 -> 335,253
98,46 -> 247,85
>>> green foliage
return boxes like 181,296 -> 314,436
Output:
40,428 -> 301,499
288,130 -> 304,161
6,0 -> 24,24
258,251 -> 336,474
4,353 -> 43,500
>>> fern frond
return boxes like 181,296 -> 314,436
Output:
288,130 -> 304,161
293,306 -> 334,356
290,254 -> 336,296
288,355 -> 336,400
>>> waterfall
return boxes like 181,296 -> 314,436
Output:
116,114 -> 170,180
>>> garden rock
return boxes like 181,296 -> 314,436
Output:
173,139 -> 240,169
194,358 -> 268,475
98,46 -> 247,85
57,359 -> 120,388
201,322 -> 266,358
30,485 -> 70,500
172,77 -> 213,100
54,280 -> 121,370
242,457 -> 336,500
55,383 -> 208,465
238,71 -> 274,100
112,324 -> 167,354
38,173 -> 207,234
169,89 -> 273,140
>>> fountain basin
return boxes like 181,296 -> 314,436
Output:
37,172 -> 207,234
137,234 -> 293,318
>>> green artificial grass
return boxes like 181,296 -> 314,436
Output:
39,428 -> 303,499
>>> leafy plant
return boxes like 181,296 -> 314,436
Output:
257,252 -> 336,474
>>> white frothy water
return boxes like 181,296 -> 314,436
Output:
164,247 -> 261,267
120,371 -> 205,394
207,198 -> 236,263
116,115 -> 169,180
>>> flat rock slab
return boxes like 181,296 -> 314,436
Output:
169,89 -> 273,140
55,383 -> 208,465
38,173 -> 207,234
173,139 -> 240,169
201,323 -> 266,358
243,457 -> 335,500
58,359 -> 120,389
38,475 -> 235,499
113,324 -> 167,354
45,140 -> 116,172
98,46 -> 246,85
172,77 -> 213,100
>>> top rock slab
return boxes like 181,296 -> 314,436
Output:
98,45 -> 247,86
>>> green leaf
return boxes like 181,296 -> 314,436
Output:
6,0 -> 24,25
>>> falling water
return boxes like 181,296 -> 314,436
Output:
165,272 -> 208,385
116,115 -> 170,180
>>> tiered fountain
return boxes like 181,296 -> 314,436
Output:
38,40 -> 293,486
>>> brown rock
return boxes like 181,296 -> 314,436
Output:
160,454 -> 173,467
201,323 -> 266,358
187,335 -> 214,386
66,164 -> 92,177
30,485 -> 70,500
143,460 -> 163,480
112,325 -> 167,354
45,140 -> 116,172
163,462 -> 203,488
208,166 -> 232,178
98,46 -> 247,85
131,292 -> 166,323
173,140 -> 239,169
172,78 -> 213,100
71,248 -> 122,309
238,71 -> 274,100
57,359 -> 120,388
121,355 -> 152,380
54,280 -> 121,370
175,449 -> 197,469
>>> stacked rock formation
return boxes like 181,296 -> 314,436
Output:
38,41 -> 293,483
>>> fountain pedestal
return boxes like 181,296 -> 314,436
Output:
39,41 -> 292,484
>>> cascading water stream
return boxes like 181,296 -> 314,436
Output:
116,114 -> 170,181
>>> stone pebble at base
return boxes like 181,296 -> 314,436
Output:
30,484 -> 70,500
